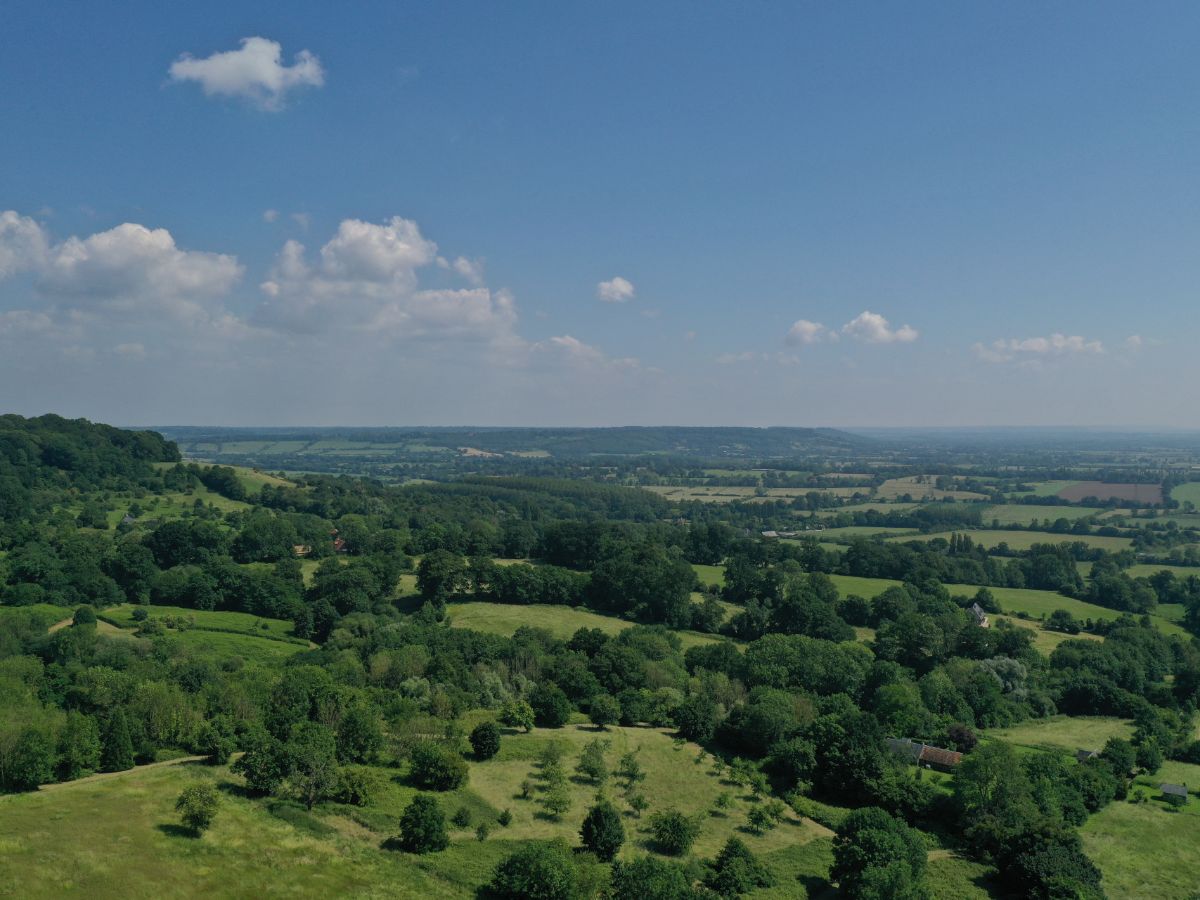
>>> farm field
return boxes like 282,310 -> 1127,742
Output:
1170,482 -> 1200,508
817,526 -> 920,542
100,604 -> 305,644
981,504 -> 1097,526
874,476 -> 988,501
444,601 -> 724,650
645,485 -> 865,503
983,716 -> 1133,754
691,563 -> 726,587
1008,480 -> 1081,498
1057,481 -> 1163,504
887,529 -> 1133,553
809,502 -> 922,517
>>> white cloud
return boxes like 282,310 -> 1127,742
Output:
263,209 -> 279,223
446,256 -> 485,286
168,37 -> 324,111
841,310 -> 919,344
0,210 -> 50,278
291,212 -> 311,230
532,334 -> 638,370
973,333 -> 1105,364
785,319 -> 828,346
1124,334 -> 1143,350
254,216 -> 517,344
40,222 -> 242,321
114,342 -> 146,358
597,276 -> 635,303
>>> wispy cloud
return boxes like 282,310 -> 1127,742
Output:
596,276 -> 635,303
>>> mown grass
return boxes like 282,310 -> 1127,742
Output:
888,529 -> 1133,553
692,563 -> 726,587
983,716 -> 1133,754
101,604 -> 303,644
817,526 -> 920,543
444,601 -> 724,651
981,504 -> 1097,526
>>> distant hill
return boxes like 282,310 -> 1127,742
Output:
158,425 -> 869,464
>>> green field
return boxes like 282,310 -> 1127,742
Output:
874,477 -> 988,502
983,716 -> 1133,754
982,504 -> 1097,526
445,602 -> 724,650
1125,564 -> 1200,579
1008,480 -> 1081,498
1083,760 -> 1200,899
691,563 -> 726,587
887,529 -> 1133,553
1170,482 -> 1200,509
101,604 -> 305,644
0,724 -> 839,898
817,526 -> 920,542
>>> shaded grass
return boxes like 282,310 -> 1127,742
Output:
888,529 -> 1133,553
983,716 -> 1133,754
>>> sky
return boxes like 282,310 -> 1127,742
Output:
1,1 -> 1198,427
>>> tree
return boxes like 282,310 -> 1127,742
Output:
610,856 -> 695,900
451,805 -> 472,828
675,693 -> 719,743
72,605 -> 97,627
233,731 -> 290,795
704,837 -> 773,897
589,694 -> 621,730
4,729 -> 55,791
57,711 -> 101,781
542,781 -> 572,820
1100,737 -> 1136,777
416,549 -> 468,599
198,715 -> 236,765
409,742 -> 469,790
616,750 -> 645,786
499,699 -> 535,733
486,840 -> 577,900
395,794 -> 448,853
469,721 -> 502,760
649,808 -> 702,855
831,807 -> 927,898
580,800 -> 625,861
575,738 -> 609,785
1136,738 -> 1164,774
997,824 -> 1104,900
336,701 -> 383,763
953,741 -> 1038,856
175,783 -> 219,835
287,722 -> 340,810
531,682 -> 573,728
101,708 -> 135,772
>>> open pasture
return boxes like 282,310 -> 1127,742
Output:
817,526 -> 920,542
984,716 -> 1133,754
886,529 -> 1133,553
982,504 -> 1097,526
1171,482 -> 1200,508
874,476 -> 989,502
100,604 -> 304,644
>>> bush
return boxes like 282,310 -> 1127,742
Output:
73,605 -> 97,626
395,794 -> 448,854
469,721 -> 502,760
497,807 -> 513,827
580,800 -> 625,861
408,742 -> 469,790
704,837 -> 774,896
486,840 -> 577,900
610,856 -> 693,900
499,699 -> 535,733
531,683 -> 573,728
648,808 -> 702,855
176,783 -> 219,835
336,766 -> 381,806
476,822 -> 491,841
831,806 -> 926,898
452,806 -> 472,828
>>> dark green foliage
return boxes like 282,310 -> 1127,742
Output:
233,732 -> 290,795
396,794 -> 449,854
648,808 -> 702,856
588,543 -> 697,628
579,800 -> 625,861
451,805 -> 472,828
57,711 -> 101,781
3,728 -> 55,791
197,715 -> 236,765
610,855 -> 696,900
486,839 -> 577,900
674,693 -> 719,743
335,766 -> 380,806
175,783 -> 219,834
704,837 -> 773,897
408,741 -> 469,790
531,682 -> 573,728
588,693 -> 621,729
287,721 -> 341,810
469,721 -> 502,760
72,605 -> 97,626
831,807 -> 927,898
101,708 -> 135,772
336,701 -> 383,763
996,824 -> 1104,900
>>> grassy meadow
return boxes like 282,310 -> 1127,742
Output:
983,717 -> 1133,754
887,529 -> 1133,553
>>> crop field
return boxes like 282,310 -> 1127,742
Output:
983,716 -> 1133,754
645,485 -> 865,503
1171,482 -> 1200,508
981,504 -> 1097,526
1057,481 -> 1164,504
1082,761 -> 1200,899
887,529 -> 1133,553
1008,480 -> 1081,498
810,502 -> 922,516
444,602 -> 724,651
816,526 -> 920,542
874,477 -> 989,502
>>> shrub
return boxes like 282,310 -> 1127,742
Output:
648,808 -> 702,855
73,605 -> 97,626
704,837 -> 774,896
176,783 -> 219,835
497,807 -> 513,827
452,806 -> 472,828
487,840 -> 577,900
575,738 -> 610,785
579,800 -> 625,861
336,766 -> 381,806
408,742 -> 468,790
476,822 -> 490,841
499,699 -> 535,733
469,721 -> 502,760
395,794 -> 448,854
610,856 -> 693,900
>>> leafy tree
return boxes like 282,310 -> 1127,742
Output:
175,783 -> 219,835
287,722 -> 341,810
541,781 -> 572,820
953,741 -> 1038,856
704,837 -> 773,897
395,794 -> 449,853
486,840 -> 577,900
233,731 -> 290,795
627,793 -> 650,817
616,750 -> 645,786
451,806 -> 472,828
649,808 -> 702,855
336,701 -> 383,763
997,824 -> 1104,900
4,729 -> 55,791
57,711 -> 101,781
1136,738 -> 1163,774
416,549 -> 469,599
335,765 -> 381,806
499,698 -> 535,733
531,682 -> 573,728
575,738 -> 610,785
579,800 -> 625,861
470,721 -> 502,760
589,693 -> 621,730
1100,737 -> 1136,777
476,822 -> 491,841
610,855 -> 695,900
101,708 -> 135,772
409,742 -> 469,790
831,807 -> 927,898
674,693 -> 719,743
72,605 -> 97,627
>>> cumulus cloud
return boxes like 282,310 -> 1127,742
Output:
0,210 -> 50,277
597,276 -> 635,303
254,216 -> 518,344
785,319 -> 829,346
438,255 -> 485,286
841,310 -> 918,344
168,37 -> 324,110
40,222 -> 242,321
973,333 -> 1105,364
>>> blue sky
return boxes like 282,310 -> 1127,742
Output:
1,1 -> 1197,426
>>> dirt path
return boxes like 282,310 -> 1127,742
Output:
34,755 -> 209,792
48,617 -> 127,636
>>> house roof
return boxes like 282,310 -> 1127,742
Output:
1076,749 -> 1099,762
919,745 -> 963,768
1161,783 -> 1189,797
886,738 -> 962,768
